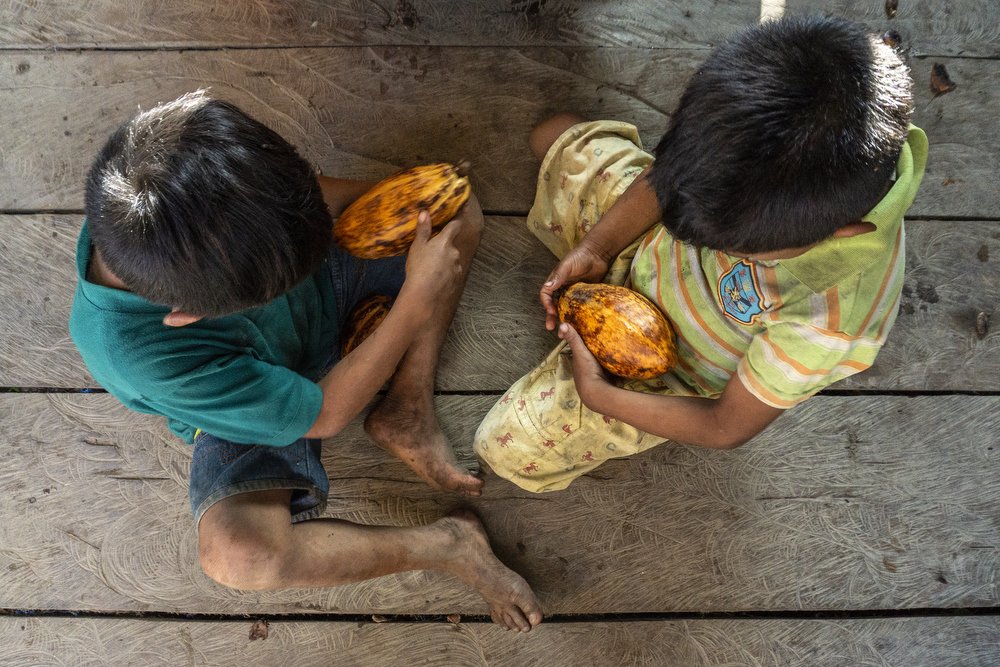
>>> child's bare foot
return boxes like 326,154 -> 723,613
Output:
365,396 -> 485,496
435,510 -> 543,632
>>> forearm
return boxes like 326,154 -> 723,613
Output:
580,167 -> 662,261
585,383 -> 739,449
582,369 -> 786,450
318,175 -> 377,219
305,288 -> 427,438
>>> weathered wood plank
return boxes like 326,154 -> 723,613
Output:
0,50 -> 995,217
8,0 -> 999,58
1,393 -> 997,614
3,616 -> 1000,667
2,215 -> 996,391
0,0 -> 759,50
5,0 -> 995,59
792,0 -> 1000,58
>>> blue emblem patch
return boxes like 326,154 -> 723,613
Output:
718,260 -> 764,325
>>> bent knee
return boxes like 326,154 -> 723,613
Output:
529,112 -> 587,161
199,526 -> 291,591
460,205 -> 484,241
198,538 -> 288,590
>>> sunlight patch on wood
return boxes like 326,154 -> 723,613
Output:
760,0 -> 786,22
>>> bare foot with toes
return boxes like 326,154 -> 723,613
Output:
436,510 -> 543,632
365,396 -> 484,496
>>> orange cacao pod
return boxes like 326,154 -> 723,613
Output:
341,294 -> 393,356
334,162 -> 471,259
558,283 -> 677,380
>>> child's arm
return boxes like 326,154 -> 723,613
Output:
302,205 -> 475,439
317,175 -> 376,218
558,323 -> 784,449
540,167 -> 662,330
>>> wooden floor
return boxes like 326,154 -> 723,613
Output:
1,1 -> 998,665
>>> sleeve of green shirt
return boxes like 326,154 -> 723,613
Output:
127,351 -> 324,446
736,321 -> 885,409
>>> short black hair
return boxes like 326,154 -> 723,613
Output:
85,91 -> 332,316
647,14 -> 913,254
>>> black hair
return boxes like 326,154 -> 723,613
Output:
647,14 -> 913,254
84,91 -> 332,316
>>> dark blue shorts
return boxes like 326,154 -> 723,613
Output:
189,245 -> 406,525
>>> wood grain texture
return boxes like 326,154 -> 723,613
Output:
3,0 -> 996,58
3,616 -> 1000,667
1,393 -> 997,615
0,0 -> 757,50
0,49 -> 995,217
792,0 -> 1000,57
2,215 -> 996,391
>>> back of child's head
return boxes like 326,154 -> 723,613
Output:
85,90 -> 331,316
647,14 -> 913,254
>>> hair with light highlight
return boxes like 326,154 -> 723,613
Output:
647,15 -> 914,253
85,90 -> 332,316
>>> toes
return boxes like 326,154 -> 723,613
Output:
492,608 -> 511,630
492,606 -> 531,632
444,471 -> 484,496
508,607 -> 531,632
458,476 -> 485,496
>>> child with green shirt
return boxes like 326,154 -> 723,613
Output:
70,91 -> 541,631
475,15 -> 927,492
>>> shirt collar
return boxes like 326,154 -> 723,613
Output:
777,125 -> 928,293
76,221 -> 169,314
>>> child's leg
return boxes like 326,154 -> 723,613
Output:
198,490 -> 541,631
364,200 -> 485,495
529,112 -> 587,161
477,118 -> 667,492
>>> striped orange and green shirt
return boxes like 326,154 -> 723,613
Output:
627,126 -> 928,409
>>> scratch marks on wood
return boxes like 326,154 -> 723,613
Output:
4,616 -> 992,666
9,393 -> 996,614
2,50 -> 997,217
0,1 -> 758,50
84,436 -> 119,448
789,0 -> 1000,57
59,528 -> 101,551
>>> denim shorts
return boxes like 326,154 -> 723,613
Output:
189,245 -> 407,526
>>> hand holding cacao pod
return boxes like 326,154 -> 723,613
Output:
558,283 -> 677,380
540,243 -> 611,331
334,162 -> 471,259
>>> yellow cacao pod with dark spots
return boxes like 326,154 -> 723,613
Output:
558,283 -> 677,380
341,294 -> 393,356
334,162 -> 471,259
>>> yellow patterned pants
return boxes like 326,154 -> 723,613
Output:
473,121 -> 694,492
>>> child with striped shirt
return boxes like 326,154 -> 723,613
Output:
475,15 -> 927,492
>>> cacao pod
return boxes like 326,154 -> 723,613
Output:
334,162 -> 471,259
341,294 -> 393,356
558,283 -> 677,380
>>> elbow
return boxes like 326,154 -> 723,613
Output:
303,412 -> 349,441
709,428 -> 752,450
715,435 -> 750,450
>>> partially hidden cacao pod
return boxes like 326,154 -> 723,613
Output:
341,294 -> 393,356
334,162 -> 471,259
558,283 -> 677,380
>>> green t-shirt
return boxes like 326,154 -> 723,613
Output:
69,223 -> 336,446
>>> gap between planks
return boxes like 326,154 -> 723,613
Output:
4,606 -> 1000,623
